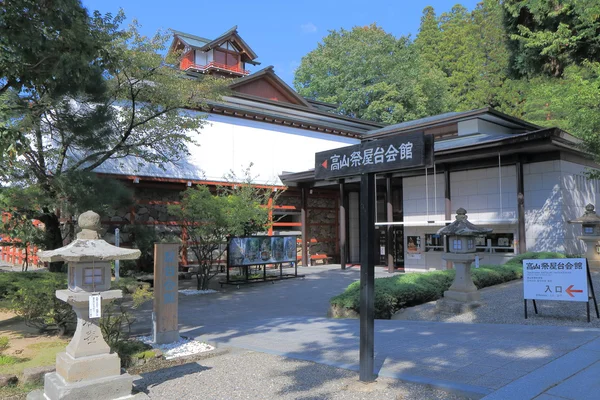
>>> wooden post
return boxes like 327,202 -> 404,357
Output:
445,168 -> 452,269
267,196 -> 274,236
153,243 -> 180,344
339,180 -> 347,270
517,161 -> 527,253
386,175 -> 394,273
359,173 -> 375,382
301,186 -> 309,267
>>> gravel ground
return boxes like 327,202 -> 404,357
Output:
134,349 -> 468,400
394,270 -> 600,327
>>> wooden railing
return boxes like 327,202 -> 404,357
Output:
180,59 -> 250,75
0,244 -> 41,268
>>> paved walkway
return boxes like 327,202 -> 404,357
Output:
185,318 -> 600,399
133,266 -> 600,399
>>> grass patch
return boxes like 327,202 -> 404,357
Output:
0,354 -> 21,365
0,340 -> 67,376
330,251 -> 565,319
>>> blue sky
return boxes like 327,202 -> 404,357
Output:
82,0 -> 480,86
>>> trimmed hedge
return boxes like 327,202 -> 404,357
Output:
330,251 -> 565,319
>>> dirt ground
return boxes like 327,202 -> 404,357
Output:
0,310 -> 68,376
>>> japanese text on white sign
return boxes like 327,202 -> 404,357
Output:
523,258 -> 588,302
89,294 -> 102,318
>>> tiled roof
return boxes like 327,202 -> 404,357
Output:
365,108 -> 539,137
171,30 -> 211,48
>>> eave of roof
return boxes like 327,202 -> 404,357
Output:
305,98 -> 339,111
227,92 -> 384,130
366,107 -> 540,138
197,25 -> 259,63
170,29 -> 211,48
205,99 -> 368,137
280,128 -> 587,185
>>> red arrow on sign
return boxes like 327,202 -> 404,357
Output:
566,285 -> 584,297
321,160 -> 328,169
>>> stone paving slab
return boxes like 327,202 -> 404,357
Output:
482,338 -> 600,400
189,318 -> 600,398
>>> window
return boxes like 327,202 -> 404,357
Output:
467,239 -> 474,250
425,234 -> 444,252
84,267 -> 103,285
584,226 -> 594,234
213,49 -> 239,67
453,239 -> 462,250
475,233 -> 515,253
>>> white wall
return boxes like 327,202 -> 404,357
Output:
193,114 -> 359,184
403,173 -> 445,223
94,112 -> 360,185
194,50 -> 208,66
560,160 -> 599,255
524,161 -> 566,253
402,166 -> 518,272
458,119 -> 513,136
451,166 -> 517,221
402,173 -> 445,271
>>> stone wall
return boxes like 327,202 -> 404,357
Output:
101,186 -> 182,246
307,193 -> 338,259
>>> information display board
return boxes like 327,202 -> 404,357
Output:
523,258 -> 588,302
523,258 -> 599,322
228,236 -> 297,266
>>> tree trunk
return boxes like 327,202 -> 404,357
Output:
196,271 -> 209,291
38,213 -> 64,272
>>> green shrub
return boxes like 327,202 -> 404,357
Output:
0,271 -> 61,299
4,273 -> 76,334
113,339 -> 152,368
110,277 -> 150,295
330,252 -> 564,319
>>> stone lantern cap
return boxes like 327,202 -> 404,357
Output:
437,208 -> 493,236
37,210 -> 141,262
569,204 -> 600,225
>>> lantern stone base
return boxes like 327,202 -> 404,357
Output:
437,253 -> 481,314
55,352 -> 120,383
27,372 -> 147,400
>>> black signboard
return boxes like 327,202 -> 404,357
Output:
315,132 -> 427,179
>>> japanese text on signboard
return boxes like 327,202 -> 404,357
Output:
315,132 -> 426,179
523,258 -> 588,302
163,250 -> 177,304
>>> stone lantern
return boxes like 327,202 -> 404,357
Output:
28,211 -> 145,400
569,203 -> 600,269
436,208 -> 492,313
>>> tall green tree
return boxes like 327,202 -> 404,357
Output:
0,2 -> 227,270
503,0 -> 600,77
415,6 -> 443,70
294,24 -> 450,124
426,1 -> 514,111
502,1 -> 600,164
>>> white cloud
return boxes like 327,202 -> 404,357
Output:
300,22 -> 317,34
